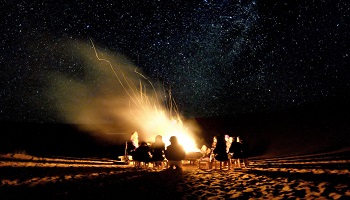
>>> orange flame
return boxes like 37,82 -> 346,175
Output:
90,40 -> 200,152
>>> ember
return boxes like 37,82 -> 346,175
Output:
89,41 -> 201,152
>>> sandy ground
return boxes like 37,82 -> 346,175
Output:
1,153 -> 349,199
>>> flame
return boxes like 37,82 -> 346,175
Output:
89,40 -> 200,153
142,115 -> 199,153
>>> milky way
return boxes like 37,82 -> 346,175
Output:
1,0 -> 349,122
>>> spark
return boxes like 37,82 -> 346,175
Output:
90,39 -> 200,152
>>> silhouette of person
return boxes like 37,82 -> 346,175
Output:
133,141 -> 151,167
224,136 -> 234,167
213,135 -> 229,161
209,135 -> 218,162
226,136 -> 234,153
238,136 -> 249,167
211,136 -> 218,149
126,131 -> 139,161
200,144 -> 211,159
198,144 -> 212,169
229,136 -> 243,168
151,135 -> 165,167
165,136 -> 186,170
224,134 -> 230,144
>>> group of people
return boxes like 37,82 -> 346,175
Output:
125,131 -> 186,169
125,131 -> 249,170
200,134 -> 249,168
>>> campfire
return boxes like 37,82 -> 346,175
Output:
90,41 -> 201,154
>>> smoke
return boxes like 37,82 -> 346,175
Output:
45,39 -> 201,149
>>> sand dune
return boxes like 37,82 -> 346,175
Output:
1,153 -> 349,199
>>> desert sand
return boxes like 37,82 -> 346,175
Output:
1,153 -> 349,199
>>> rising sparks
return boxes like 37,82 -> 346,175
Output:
90,40 -> 200,152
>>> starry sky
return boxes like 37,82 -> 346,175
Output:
1,0 -> 349,123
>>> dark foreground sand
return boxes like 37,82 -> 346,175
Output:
1,153 -> 349,199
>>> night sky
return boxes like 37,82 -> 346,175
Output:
1,0 -> 349,123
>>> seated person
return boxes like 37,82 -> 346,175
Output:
229,137 -> 243,168
126,131 -> 139,160
200,145 -> 211,161
239,137 -> 249,167
151,135 -> 166,167
209,136 -> 218,162
133,141 -> 151,166
165,136 -> 186,169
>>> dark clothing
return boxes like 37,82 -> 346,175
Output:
126,140 -> 137,157
165,144 -> 186,161
240,141 -> 249,158
229,142 -> 243,159
213,137 -> 229,161
133,144 -> 151,162
151,142 -> 165,161
213,145 -> 228,161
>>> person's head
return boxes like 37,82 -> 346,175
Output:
155,135 -> 163,142
225,134 -> 229,141
169,136 -> 178,144
201,145 -> 207,151
216,135 -> 226,145
213,136 -> 217,143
